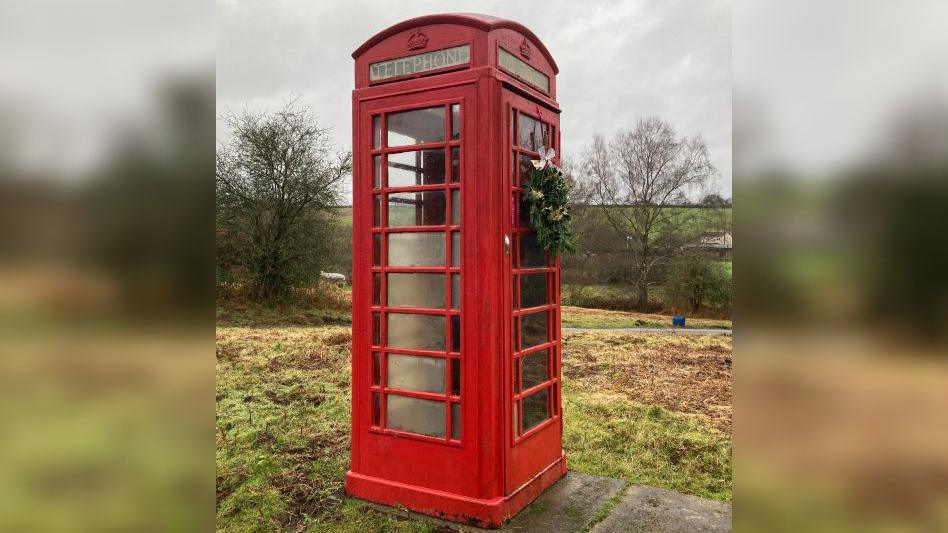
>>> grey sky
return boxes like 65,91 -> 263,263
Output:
217,0 -> 732,198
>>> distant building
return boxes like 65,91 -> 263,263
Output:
685,232 -> 732,259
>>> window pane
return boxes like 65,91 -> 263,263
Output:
518,113 -> 545,151
387,313 -> 446,351
511,150 -> 517,186
372,312 -> 380,345
521,350 -> 550,390
522,388 -> 550,432
387,191 -> 446,227
387,106 -> 445,147
451,403 -> 461,440
373,115 -> 381,149
372,273 -> 381,305
388,150 -> 445,187
513,358 -> 520,393
513,401 -> 520,436
374,155 -> 381,188
450,147 -> 460,183
517,192 -> 532,228
373,234 -> 382,266
372,352 -> 381,386
450,358 -> 460,396
373,195 -> 381,226
520,274 -> 548,308
520,311 -> 549,349
386,395 -> 445,437
372,392 -> 381,426
388,233 -> 445,266
451,232 -> 460,266
387,353 -> 445,393
450,104 -> 460,140
451,274 -> 460,310
451,315 -> 460,352
387,273 -> 445,308
520,233 -> 547,267
451,189 -> 460,224
519,153 -> 534,188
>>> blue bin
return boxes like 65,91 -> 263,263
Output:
672,315 -> 686,328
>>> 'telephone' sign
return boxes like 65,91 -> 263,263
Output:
370,45 -> 471,82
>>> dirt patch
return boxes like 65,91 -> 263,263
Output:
563,332 -> 732,432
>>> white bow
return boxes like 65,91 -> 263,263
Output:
531,146 -> 556,170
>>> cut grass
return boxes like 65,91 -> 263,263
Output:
216,306 -> 732,531
561,306 -> 732,330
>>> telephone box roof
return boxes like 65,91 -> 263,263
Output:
352,12 -> 559,74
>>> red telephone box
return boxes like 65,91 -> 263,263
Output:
346,14 -> 564,528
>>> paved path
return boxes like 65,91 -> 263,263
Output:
357,472 -> 731,532
563,327 -> 732,336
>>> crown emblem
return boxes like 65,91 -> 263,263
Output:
519,39 -> 531,59
407,30 -> 429,50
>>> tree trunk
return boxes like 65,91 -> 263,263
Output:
636,279 -> 649,311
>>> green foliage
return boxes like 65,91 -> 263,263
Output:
665,254 -> 732,312
525,164 -> 576,257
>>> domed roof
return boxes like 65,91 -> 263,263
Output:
352,13 -> 558,74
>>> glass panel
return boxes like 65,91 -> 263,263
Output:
513,401 -> 520,436
387,273 -> 445,308
388,149 -> 445,187
372,273 -> 381,305
450,147 -> 460,183
520,274 -> 548,308
451,189 -> 460,224
517,192 -> 531,228
387,106 -> 445,147
451,232 -> 460,266
451,315 -> 460,352
522,388 -> 550,432
373,115 -> 381,149
451,403 -> 461,440
513,358 -> 520,393
451,274 -> 460,310
387,353 -> 445,393
450,358 -> 460,396
511,150 -> 517,186
373,234 -> 382,266
510,109 -> 516,145
372,312 -> 380,345
512,316 -> 519,351
522,350 -> 550,390
518,113 -> 545,151
372,352 -> 381,385
519,153 -> 534,188
450,104 -> 460,140
388,233 -> 445,266
373,155 -> 381,189
387,313 -> 446,351
372,392 -> 381,426
386,395 -> 445,438
373,194 -> 381,226
387,191 -> 446,227
520,311 -> 549,350
520,233 -> 547,267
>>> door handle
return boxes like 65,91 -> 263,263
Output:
503,234 -> 511,256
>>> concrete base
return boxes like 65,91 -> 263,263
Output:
355,473 -> 731,532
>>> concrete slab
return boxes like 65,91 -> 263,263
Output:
503,472 -> 625,532
590,485 -> 731,533
355,472 -> 625,532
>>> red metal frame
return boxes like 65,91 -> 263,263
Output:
348,14 -> 564,528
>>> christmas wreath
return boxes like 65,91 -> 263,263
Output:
525,147 -> 575,258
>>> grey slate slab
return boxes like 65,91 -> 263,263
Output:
355,472 -> 625,532
503,472 -> 625,532
590,485 -> 731,533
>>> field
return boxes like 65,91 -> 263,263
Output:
215,296 -> 731,532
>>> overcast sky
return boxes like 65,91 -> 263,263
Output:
217,0 -> 732,198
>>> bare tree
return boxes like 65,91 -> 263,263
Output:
583,116 -> 715,309
216,100 -> 352,300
